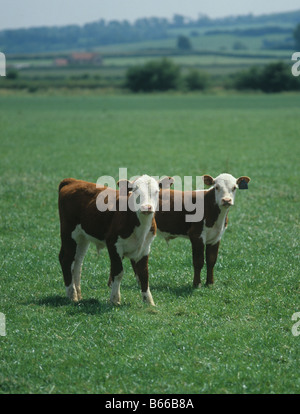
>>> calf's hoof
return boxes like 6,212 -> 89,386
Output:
66,285 -> 78,302
110,294 -> 121,306
142,291 -> 155,306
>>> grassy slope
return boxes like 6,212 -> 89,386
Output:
0,93 -> 299,394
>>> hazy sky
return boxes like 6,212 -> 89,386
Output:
0,0 -> 299,30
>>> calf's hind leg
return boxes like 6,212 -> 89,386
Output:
59,233 -> 89,301
71,237 -> 89,300
107,244 -> 124,305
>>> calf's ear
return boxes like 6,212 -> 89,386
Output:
117,179 -> 133,195
158,176 -> 174,189
236,176 -> 251,189
202,175 -> 215,186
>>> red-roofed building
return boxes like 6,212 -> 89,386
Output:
68,52 -> 102,65
54,53 -> 102,67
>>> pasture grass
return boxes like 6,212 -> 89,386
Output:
0,92 -> 299,394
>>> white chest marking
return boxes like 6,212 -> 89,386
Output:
115,216 -> 155,262
204,211 -> 228,245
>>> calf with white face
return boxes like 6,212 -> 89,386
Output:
59,175 -> 171,306
201,173 -> 250,247
126,175 -> 161,217
155,173 -> 251,287
111,175 -> 162,306
205,173 -> 244,208
197,173 -> 250,285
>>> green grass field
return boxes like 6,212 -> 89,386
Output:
0,92 -> 299,394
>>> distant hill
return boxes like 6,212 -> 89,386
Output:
0,9 -> 300,54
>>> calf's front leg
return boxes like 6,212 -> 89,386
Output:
130,259 -> 140,286
190,237 -> 205,288
206,241 -> 220,285
135,255 -> 155,306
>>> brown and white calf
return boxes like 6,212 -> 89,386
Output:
155,173 -> 251,287
58,175 -> 170,306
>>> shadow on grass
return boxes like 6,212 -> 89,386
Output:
153,280 -> 215,298
31,295 -> 131,315
153,283 -> 197,297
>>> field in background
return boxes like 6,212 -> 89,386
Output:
1,11 -> 298,91
0,93 -> 299,393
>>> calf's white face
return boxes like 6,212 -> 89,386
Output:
214,173 -> 238,207
118,175 -> 160,216
203,173 -> 251,209
118,175 -> 174,216
131,175 -> 160,215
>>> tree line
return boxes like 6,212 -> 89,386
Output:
125,59 -> 300,93
0,18 -> 169,53
1,10 -> 300,54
